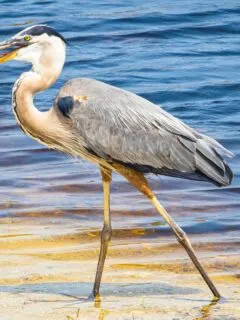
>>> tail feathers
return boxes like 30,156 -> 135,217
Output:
195,139 -> 233,187
202,135 -> 234,158
114,137 -> 233,187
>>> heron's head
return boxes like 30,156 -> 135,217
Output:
0,25 -> 67,73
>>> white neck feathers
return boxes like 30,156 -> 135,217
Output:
11,38 -> 66,146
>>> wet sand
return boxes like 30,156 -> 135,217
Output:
0,207 -> 240,320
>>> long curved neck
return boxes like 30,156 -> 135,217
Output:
12,48 -> 65,145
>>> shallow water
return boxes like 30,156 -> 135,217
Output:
0,0 -> 239,319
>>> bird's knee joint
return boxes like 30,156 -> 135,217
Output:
176,229 -> 188,244
101,225 -> 112,242
100,168 -> 112,183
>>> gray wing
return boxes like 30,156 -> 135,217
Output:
55,78 -> 233,186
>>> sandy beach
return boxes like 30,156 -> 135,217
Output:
0,209 -> 239,320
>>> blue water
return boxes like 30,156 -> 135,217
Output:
0,1 -> 239,245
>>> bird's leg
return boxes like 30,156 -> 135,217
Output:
112,163 -> 221,298
150,197 -> 221,298
92,166 -> 112,298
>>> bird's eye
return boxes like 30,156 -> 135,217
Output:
24,35 -> 31,41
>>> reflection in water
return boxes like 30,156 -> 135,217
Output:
64,297 -> 109,320
65,309 -> 80,320
65,297 -> 220,320
98,308 -> 111,320
193,298 -> 220,320
94,294 -> 102,309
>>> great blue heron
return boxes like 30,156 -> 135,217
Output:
0,25 -> 233,300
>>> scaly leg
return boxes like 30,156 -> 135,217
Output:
150,196 -> 220,298
92,166 -> 112,298
112,163 -> 221,298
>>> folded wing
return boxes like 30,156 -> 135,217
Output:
56,78 -> 233,186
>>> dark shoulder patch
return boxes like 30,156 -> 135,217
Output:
57,96 -> 74,118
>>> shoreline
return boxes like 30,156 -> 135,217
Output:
0,213 -> 239,319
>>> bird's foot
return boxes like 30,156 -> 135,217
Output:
63,292 -> 101,308
87,291 -> 101,308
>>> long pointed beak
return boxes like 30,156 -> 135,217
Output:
0,39 -> 19,64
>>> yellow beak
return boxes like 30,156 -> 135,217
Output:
0,48 -> 18,64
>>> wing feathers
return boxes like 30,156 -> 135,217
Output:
56,78 -> 233,186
